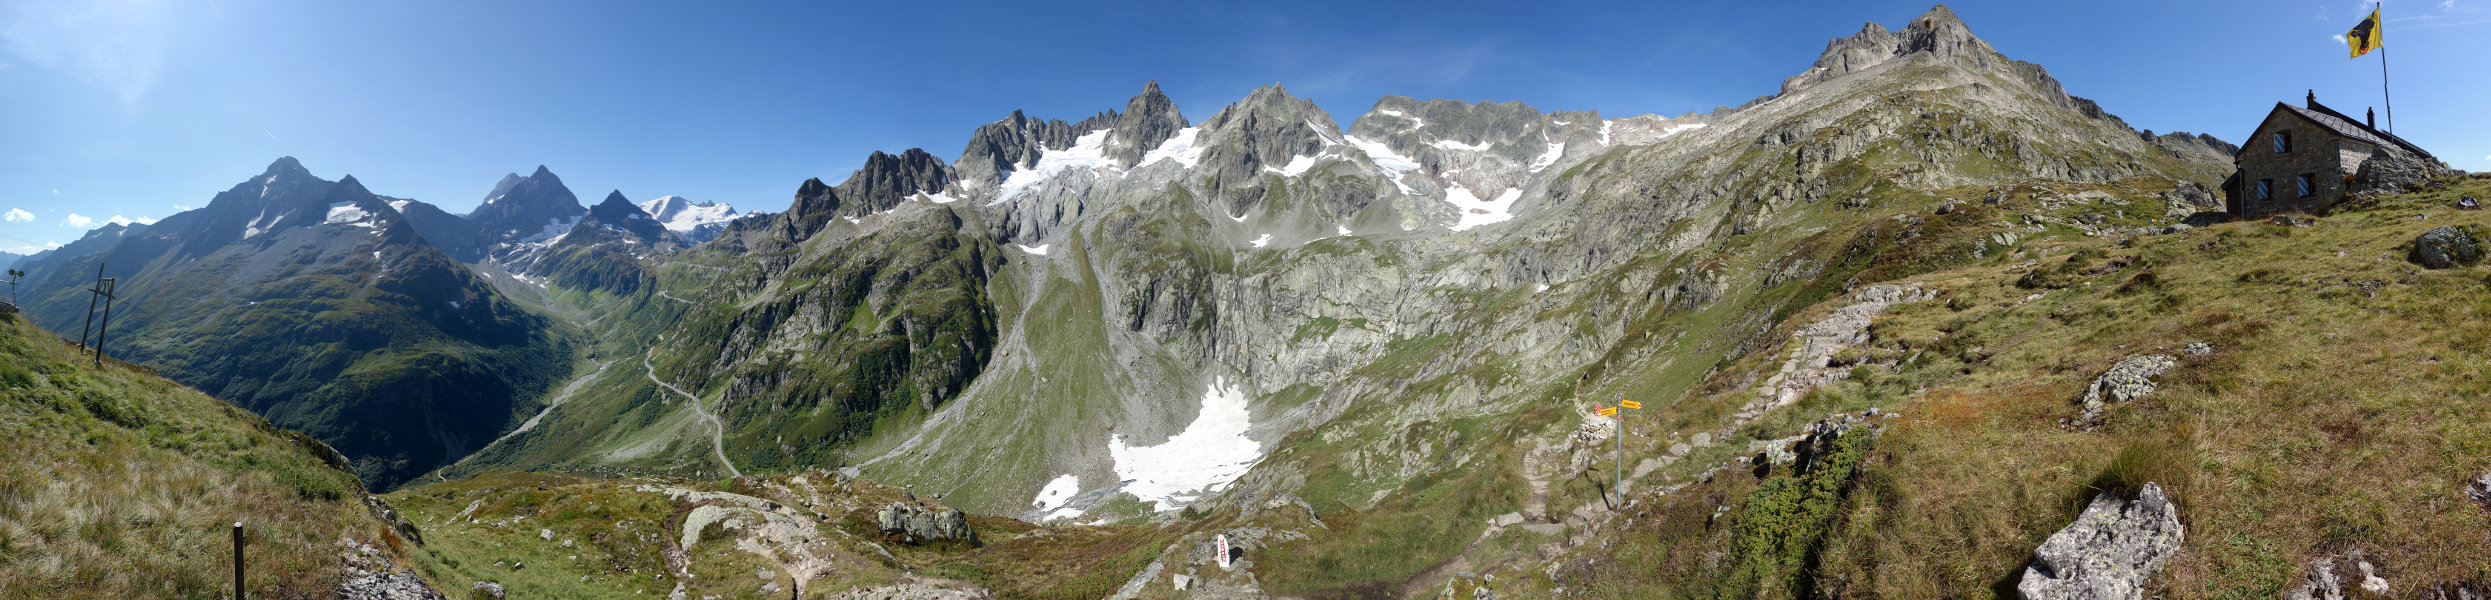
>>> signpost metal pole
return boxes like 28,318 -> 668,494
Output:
1616,394 -> 1624,506
232,521 -> 244,600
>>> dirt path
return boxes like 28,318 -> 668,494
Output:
645,349 -> 742,478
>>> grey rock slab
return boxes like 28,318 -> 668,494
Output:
2017,482 -> 2184,600
2409,225 -> 2483,269
2074,355 -> 2175,429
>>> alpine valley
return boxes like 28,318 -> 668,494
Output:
8,6 -> 2491,599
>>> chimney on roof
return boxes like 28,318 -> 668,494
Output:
2306,90 -> 2317,108
2366,108 -> 2375,129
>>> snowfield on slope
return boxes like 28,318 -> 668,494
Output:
1444,184 -> 1524,231
1107,377 -> 1263,512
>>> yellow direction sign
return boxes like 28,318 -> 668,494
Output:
1597,407 -> 1617,417
1621,400 -> 1642,409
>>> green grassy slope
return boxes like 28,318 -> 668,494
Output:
1519,174 -> 2491,597
0,310 -> 422,597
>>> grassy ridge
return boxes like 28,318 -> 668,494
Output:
0,310 -> 402,598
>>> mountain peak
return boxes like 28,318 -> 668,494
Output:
335,174 -> 367,194
264,156 -> 312,178
1105,80 -> 1188,166
1779,4 -> 1999,96
532,165 -> 556,178
600,190 -> 631,206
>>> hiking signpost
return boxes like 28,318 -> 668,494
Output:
1600,394 -> 1641,507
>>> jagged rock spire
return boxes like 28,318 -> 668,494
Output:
1105,80 -> 1188,167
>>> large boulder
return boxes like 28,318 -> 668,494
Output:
2352,148 -> 2447,195
876,502 -> 976,545
2073,355 -> 2176,429
2409,226 -> 2485,270
2018,482 -> 2185,600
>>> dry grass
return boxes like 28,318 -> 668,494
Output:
0,313 -> 394,598
1516,176 -> 2491,598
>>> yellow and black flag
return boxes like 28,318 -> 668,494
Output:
2347,7 -> 2384,58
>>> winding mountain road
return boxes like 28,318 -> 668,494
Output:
646,350 -> 742,478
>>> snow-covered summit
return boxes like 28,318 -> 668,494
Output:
637,195 -> 738,242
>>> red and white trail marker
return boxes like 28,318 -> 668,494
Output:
1217,534 -> 1232,569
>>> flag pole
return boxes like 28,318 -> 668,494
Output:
2379,2 -> 2394,132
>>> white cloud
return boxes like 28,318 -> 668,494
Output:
51,190 -> 58,195
103,215 -> 153,226
170,203 -> 190,211
2333,34 -> 2348,43
60,213 -> 91,228
2,208 -> 30,222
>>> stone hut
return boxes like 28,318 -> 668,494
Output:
2224,91 -> 2439,217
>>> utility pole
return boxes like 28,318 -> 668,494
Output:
1615,394 -> 1624,506
92,277 -> 117,367
79,263 -> 105,350
5,268 -> 21,305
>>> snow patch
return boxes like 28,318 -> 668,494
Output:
1347,135 -> 1419,173
448,300 -> 462,309
640,196 -> 738,232
1262,153 -> 1320,177
844,216 -> 862,224
1431,139 -> 1492,152
1015,243 -> 1050,255
1304,119 -> 1341,146
387,199 -> 412,213
1443,184 -> 1523,232
1535,283 -> 1550,293
1107,377 -> 1264,512
1598,119 -> 1614,145
1337,224 -> 1352,236
1142,127 -> 1204,169
1033,474 -> 1081,515
1228,211 -> 1248,222
1528,141 -> 1567,172
997,129 -> 1115,203
1657,122 -> 1706,140
1248,234 -> 1272,248
921,190 -> 961,204
324,202 -> 371,225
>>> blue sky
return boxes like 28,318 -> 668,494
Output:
4,0 -> 2486,254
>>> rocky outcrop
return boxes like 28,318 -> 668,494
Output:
2159,181 -> 2222,221
2072,355 -> 2175,430
1105,80 -> 1189,167
338,538 -> 448,600
835,150 -> 954,218
1780,5 -> 2122,129
2408,226 -> 2484,269
827,582 -> 997,600
2467,469 -> 2491,511
2284,549 -> 2391,600
875,502 -> 976,544
2353,147 -> 2448,195
1744,284 -> 1936,418
2017,482 -> 2184,600
954,110 -> 1083,185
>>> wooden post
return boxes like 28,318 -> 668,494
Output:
92,278 -> 115,367
79,263 -> 104,350
232,521 -> 244,600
